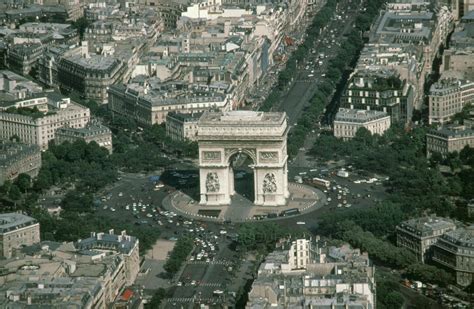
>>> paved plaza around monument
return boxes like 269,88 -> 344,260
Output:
162,183 -> 325,222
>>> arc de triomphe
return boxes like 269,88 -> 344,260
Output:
197,111 -> 289,206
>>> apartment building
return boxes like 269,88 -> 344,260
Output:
58,54 -> 125,104
7,43 -> 43,76
333,108 -> 391,140
0,229 -> 140,307
109,79 -> 231,125
429,78 -> 474,124
0,213 -> 40,258
247,238 -> 376,308
432,225 -> 474,287
0,141 -> 41,186
340,69 -> 414,123
426,125 -> 474,157
0,94 -> 90,149
55,120 -> 113,153
166,112 -> 202,142
396,216 -> 457,263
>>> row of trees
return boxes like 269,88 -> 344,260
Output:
264,0 -> 388,157
163,237 -> 194,275
260,0 -> 340,112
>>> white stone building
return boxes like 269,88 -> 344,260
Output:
0,95 -> 90,149
429,78 -> 474,125
0,213 -> 40,258
333,108 -> 391,140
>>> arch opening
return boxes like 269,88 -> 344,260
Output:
228,151 -> 255,203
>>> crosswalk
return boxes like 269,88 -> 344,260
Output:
198,282 -> 222,287
166,297 -> 219,304
167,297 -> 193,303
187,260 -> 232,266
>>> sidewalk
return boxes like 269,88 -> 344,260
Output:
162,183 -> 326,223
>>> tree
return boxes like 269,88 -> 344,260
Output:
405,263 -> 453,286
383,292 -> 405,309
8,185 -> 22,201
16,173 -> 31,193
1,180 -> 12,194
146,288 -> 168,308
164,237 -> 194,274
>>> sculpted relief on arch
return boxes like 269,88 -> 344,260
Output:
262,173 -> 277,193
205,172 -> 220,193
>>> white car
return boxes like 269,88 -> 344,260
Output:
220,230 -> 227,235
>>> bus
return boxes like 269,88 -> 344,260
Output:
280,208 -> 300,217
311,177 -> 330,190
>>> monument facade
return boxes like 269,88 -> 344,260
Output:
197,111 -> 289,206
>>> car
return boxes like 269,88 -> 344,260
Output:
146,213 -> 153,218
220,230 -> 227,235
111,208 -> 116,212
337,203 -> 342,208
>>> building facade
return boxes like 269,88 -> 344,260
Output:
432,226 -> 474,287
396,216 -> 457,263
165,112 -> 201,142
426,125 -> 474,157
0,213 -> 40,258
340,70 -> 414,123
0,96 -> 90,149
58,54 -> 125,104
55,120 -> 113,153
0,141 -> 41,186
108,81 -> 231,125
333,108 -> 391,140
429,78 -> 474,125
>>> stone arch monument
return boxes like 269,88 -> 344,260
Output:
197,111 -> 289,206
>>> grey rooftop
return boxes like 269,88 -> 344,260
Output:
0,213 -> 38,234
334,108 -> 389,123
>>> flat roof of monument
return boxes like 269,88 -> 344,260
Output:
199,111 -> 286,125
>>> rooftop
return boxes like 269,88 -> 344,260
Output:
199,110 -> 286,125
397,216 -> 456,237
440,225 -> 474,248
430,78 -> 474,95
62,54 -> 121,71
0,213 -> 38,234
56,121 -> 111,137
0,141 -> 40,168
76,230 -> 138,255
428,125 -> 474,139
334,108 -> 389,123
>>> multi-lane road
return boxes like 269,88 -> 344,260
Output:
274,0 -> 364,125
